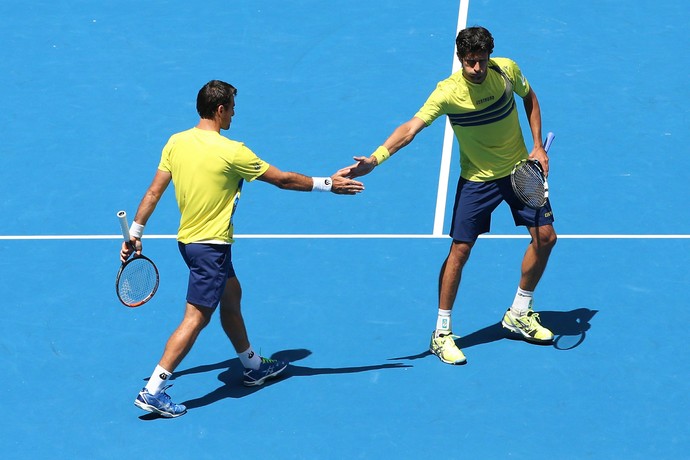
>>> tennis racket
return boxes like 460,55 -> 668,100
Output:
510,132 -> 555,209
116,210 -> 159,307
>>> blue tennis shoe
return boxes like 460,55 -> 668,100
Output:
134,385 -> 187,418
243,357 -> 288,387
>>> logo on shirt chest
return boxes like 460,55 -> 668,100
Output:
475,95 -> 495,105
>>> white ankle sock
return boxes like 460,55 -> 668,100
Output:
238,345 -> 261,370
435,309 -> 452,336
510,288 -> 534,316
145,364 -> 172,395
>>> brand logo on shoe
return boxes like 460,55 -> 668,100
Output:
515,316 -> 537,336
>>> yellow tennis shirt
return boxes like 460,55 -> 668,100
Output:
415,57 -> 531,181
158,127 -> 270,244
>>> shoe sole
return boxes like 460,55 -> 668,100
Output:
501,320 -> 554,343
243,362 -> 288,387
430,350 -> 467,365
134,398 -> 187,418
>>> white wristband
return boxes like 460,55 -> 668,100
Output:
130,221 -> 145,239
312,177 -> 332,192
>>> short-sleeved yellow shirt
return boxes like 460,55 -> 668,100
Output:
415,57 -> 531,181
158,128 -> 270,244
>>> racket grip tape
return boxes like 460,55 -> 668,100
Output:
544,132 -> 555,152
117,211 -> 131,241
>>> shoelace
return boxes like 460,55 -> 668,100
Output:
441,334 -> 460,343
432,334 -> 460,348
157,385 -> 176,405
516,311 -> 542,332
434,332 -> 460,341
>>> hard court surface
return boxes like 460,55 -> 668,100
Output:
0,1 -> 688,458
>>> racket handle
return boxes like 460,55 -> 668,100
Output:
117,210 -> 131,241
544,132 -> 555,152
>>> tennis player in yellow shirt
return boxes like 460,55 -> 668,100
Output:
345,26 -> 557,365
120,80 -> 364,417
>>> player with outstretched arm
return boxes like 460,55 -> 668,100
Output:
344,26 -> 557,365
120,80 -> 364,417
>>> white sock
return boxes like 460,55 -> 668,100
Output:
510,288 -> 534,316
238,345 -> 261,370
435,309 -> 452,336
145,364 -> 172,395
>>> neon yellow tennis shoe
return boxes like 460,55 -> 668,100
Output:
429,332 -> 467,365
501,308 -> 554,342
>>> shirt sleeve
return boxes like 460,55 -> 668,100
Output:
414,82 -> 449,126
158,136 -> 175,172
504,59 -> 530,98
232,143 -> 270,181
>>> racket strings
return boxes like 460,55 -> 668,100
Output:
511,161 -> 546,209
117,257 -> 158,305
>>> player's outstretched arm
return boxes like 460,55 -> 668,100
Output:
344,117 -> 427,179
257,165 -> 364,195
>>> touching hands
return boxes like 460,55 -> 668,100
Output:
342,156 -> 377,179
329,168 -> 365,195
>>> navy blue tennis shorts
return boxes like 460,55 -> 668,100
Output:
177,242 -> 237,309
449,176 -> 555,243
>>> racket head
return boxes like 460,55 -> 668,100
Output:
115,254 -> 159,307
510,159 -> 548,209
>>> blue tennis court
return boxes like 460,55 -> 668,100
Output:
1,1 -> 688,458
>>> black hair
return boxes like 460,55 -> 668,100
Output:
456,26 -> 494,59
196,80 -> 237,119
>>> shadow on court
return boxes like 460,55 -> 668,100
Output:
388,308 -> 599,361
135,349 -> 411,418
541,308 -> 598,350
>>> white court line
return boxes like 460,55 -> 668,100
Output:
1,234 -> 689,240
432,0 -> 469,236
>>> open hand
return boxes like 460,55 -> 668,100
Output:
329,168 -> 365,195
342,156 -> 376,179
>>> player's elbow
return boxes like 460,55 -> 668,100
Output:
144,189 -> 164,203
273,175 -> 294,189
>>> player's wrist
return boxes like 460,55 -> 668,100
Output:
312,177 -> 332,192
371,145 -> 390,166
130,221 -> 145,239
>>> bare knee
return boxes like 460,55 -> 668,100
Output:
542,227 -> 557,248
183,302 -> 213,330
532,226 -> 557,251
448,240 -> 473,265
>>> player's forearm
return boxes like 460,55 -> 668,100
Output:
132,170 -> 171,227
523,88 -> 543,149
272,172 -> 315,191
384,124 -> 418,155
133,190 -> 162,225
